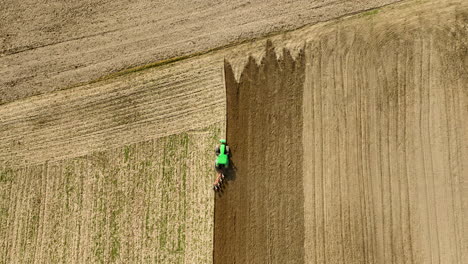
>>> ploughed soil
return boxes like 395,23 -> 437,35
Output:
301,2 -> 468,263
214,42 -> 306,263
214,1 -> 468,263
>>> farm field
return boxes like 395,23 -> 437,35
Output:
0,0 -> 467,263
215,42 -> 306,263
0,125 -> 222,263
0,42 -> 227,261
300,2 -> 468,263
0,0 -> 401,105
215,0 -> 468,263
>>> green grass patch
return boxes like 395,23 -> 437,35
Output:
0,168 -> 13,183
123,146 -> 131,162
361,9 -> 380,17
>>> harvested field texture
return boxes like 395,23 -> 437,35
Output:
0,125 -> 221,263
0,0 -> 401,104
0,46 -> 227,261
0,56 -> 225,167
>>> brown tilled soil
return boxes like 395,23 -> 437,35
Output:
214,42 -> 305,263
302,3 -> 468,263
0,0 -> 401,104
214,1 -> 468,263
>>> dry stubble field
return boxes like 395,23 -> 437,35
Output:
0,0 -> 400,104
0,125 -> 222,263
0,39 -> 228,262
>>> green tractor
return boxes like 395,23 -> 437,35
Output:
215,139 -> 230,172
213,139 -> 230,191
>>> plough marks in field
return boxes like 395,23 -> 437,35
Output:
302,6 -> 468,262
216,1 -> 468,263
215,42 -> 305,263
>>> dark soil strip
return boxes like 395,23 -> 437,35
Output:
214,41 -> 306,263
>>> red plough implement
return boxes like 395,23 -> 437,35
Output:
213,172 -> 225,192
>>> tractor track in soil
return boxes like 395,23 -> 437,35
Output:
214,42 -> 306,263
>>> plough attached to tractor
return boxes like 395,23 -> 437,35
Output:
213,139 -> 229,192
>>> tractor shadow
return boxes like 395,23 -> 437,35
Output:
224,159 -> 237,182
